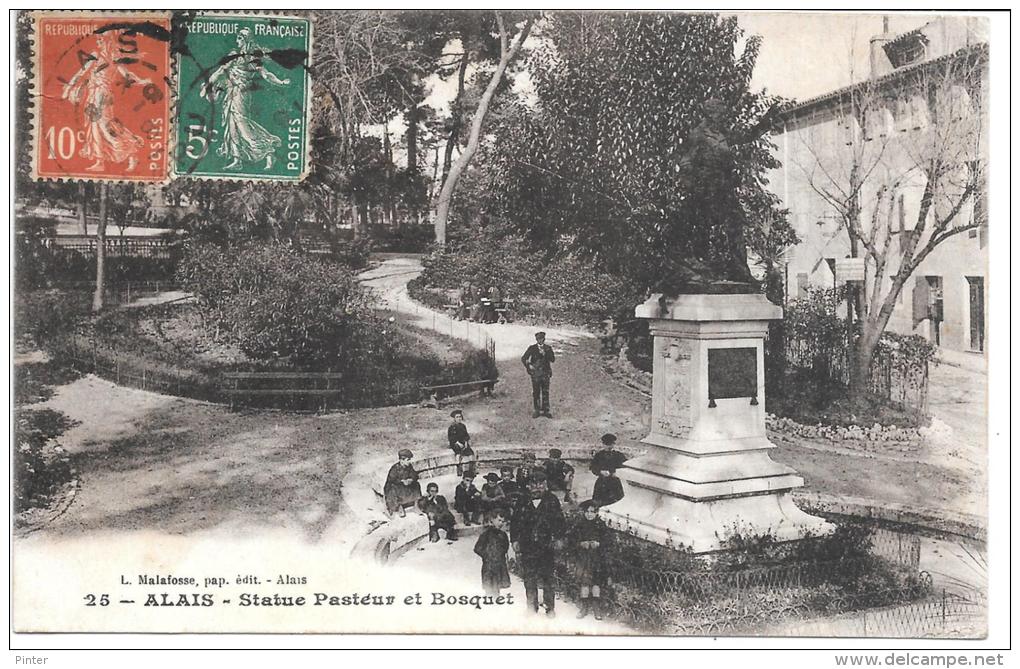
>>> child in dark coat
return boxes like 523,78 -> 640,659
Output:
384,449 -> 422,517
417,482 -> 457,542
447,410 -> 474,476
473,513 -> 512,595
479,473 -> 506,522
498,466 -> 521,510
570,500 -> 610,620
543,448 -> 575,502
453,472 -> 482,525
592,466 -> 625,508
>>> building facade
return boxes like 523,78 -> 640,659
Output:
767,17 -> 988,353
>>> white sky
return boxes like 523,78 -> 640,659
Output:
383,12 -> 959,158
736,12 -> 934,99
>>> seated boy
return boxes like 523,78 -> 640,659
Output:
417,482 -> 457,542
543,448 -> 575,502
383,448 -> 422,518
447,410 -> 474,476
498,466 -> 521,509
479,473 -> 507,522
453,472 -> 482,526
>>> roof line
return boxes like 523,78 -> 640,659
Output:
777,42 -> 988,121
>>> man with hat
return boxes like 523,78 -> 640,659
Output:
521,331 -> 556,418
510,470 -> 566,617
447,409 -> 473,476
384,449 -> 421,517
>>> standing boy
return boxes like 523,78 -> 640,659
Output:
473,513 -> 512,596
521,331 -> 555,418
590,433 -> 628,476
569,500 -> 610,620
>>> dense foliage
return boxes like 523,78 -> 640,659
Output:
14,409 -> 77,514
417,223 -> 642,324
474,12 -> 789,294
176,243 -> 370,366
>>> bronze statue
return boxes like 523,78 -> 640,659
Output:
669,98 -> 781,294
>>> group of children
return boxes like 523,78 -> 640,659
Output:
380,412 -> 631,620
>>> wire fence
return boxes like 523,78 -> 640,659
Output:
508,521 -> 986,637
46,280 -> 183,306
778,590 -> 985,638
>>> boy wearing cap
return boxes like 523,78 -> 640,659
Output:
479,473 -> 507,522
384,449 -> 422,518
543,448 -> 575,502
510,471 -> 566,617
521,331 -> 555,418
590,433 -> 629,477
418,482 -> 457,542
499,466 -> 521,509
515,452 -> 539,491
447,410 -> 474,477
570,500 -> 610,620
453,472 -> 483,525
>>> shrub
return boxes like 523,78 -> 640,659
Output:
14,290 -> 92,347
327,237 -> 373,269
176,243 -> 370,366
14,408 -> 77,513
419,223 -> 546,297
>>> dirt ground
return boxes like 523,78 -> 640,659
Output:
17,257 -> 985,541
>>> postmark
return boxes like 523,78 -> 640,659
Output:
174,14 -> 312,181
32,12 -> 173,182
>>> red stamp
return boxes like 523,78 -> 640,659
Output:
32,13 -> 172,182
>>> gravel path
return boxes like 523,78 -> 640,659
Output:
19,257 -> 985,547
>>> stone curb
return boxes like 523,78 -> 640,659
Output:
793,491 -> 987,543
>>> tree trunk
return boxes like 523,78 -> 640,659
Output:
433,16 -> 533,245
763,263 -> 786,402
92,183 -> 108,313
406,100 -> 419,174
850,299 -> 896,403
76,182 -> 88,235
350,200 -> 361,240
440,49 -> 471,189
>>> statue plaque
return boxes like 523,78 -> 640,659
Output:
707,347 -> 757,400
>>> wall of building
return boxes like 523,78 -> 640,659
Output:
768,30 -> 988,353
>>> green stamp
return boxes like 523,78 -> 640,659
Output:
175,14 -> 312,180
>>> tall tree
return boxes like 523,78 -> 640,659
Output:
432,12 -> 535,245
792,45 -> 987,401
484,12 -> 786,293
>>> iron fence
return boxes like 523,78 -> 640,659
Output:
507,522 -> 975,636
778,590 -> 985,638
783,334 -> 929,413
44,235 -> 180,260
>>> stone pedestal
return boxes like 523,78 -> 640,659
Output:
602,293 -> 833,553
